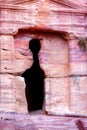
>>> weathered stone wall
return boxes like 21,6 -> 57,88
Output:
0,0 -> 87,116
68,36 -> 87,115
14,32 -> 69,114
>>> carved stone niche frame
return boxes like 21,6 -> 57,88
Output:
13,27 -> 87,116
13,27 -> 69,114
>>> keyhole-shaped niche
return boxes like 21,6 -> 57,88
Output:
14,30 -> 69,114
21,38 -> 45,112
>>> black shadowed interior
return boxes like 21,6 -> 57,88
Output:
22,38 -> 45,112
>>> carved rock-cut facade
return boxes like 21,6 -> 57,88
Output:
0,0 -> 87,116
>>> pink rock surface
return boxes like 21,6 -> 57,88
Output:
0,0 -> 87,116
0,112 -> 87,130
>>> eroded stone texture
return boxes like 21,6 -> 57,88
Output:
69,38 -> 87,75
14,33 -> 69,77
14,76 -> 27,113
0,0 -> 87,116
0,112 -> 87,130
45,77 -> 70,115
70,76 -> 87,114
68,36 -> 87,115
0,75 -> 15,104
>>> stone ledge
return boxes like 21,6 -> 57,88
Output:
0,112 -> 87,130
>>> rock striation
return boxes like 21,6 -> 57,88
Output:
0,0 -> 87,116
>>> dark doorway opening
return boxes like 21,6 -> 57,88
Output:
22,38 -> 45,112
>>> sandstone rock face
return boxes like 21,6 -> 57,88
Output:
14,76 -> 27,113
0,0 -> 87,116
0,113 -> 87,130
